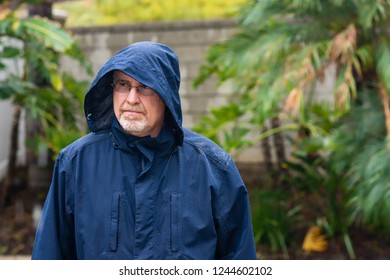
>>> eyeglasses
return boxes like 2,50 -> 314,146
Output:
111,80 -> 154,96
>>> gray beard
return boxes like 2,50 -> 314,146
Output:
119,114 -> 147,135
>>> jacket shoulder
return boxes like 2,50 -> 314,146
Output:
182,128 -> 231,170
60,131 -> 111,160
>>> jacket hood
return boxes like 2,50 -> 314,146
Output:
84,41 -> 183,145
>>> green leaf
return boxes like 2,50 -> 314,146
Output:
21,17 -> 74,52
376,39 -> 390,93
11,20 -> 21,33
0,46 -> 21,58
358,0 -> 387,30
0,18 -> 12,34
50,72 -> 63,91
0,77 -> 36,100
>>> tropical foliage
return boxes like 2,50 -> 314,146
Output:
0,0 -> 91,207
0,7 -> 91,153
194,0 -> 390,258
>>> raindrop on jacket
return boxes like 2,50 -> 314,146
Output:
31,41 -> 257,260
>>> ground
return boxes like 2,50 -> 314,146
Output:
1,187 -> 390,259
0,187 -> 46,256
257,227 -> 390,260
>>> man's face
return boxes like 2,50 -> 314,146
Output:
112,71 -> 166,137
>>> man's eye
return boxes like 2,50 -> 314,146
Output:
118,81 -> 129,87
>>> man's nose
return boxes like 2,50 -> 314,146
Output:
126,87 -> 140,103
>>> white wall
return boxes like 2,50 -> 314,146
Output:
0,38 -> 26,181
0,100 -> 13,179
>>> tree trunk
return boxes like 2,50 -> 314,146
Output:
260,122 -> 273,173
379,85 -> 390,151
28,1 -> 53,19
271,117 -> 286,170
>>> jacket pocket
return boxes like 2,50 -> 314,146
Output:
170,193 -> 179,254
109,192 -> 121,252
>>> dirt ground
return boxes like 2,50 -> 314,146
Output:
1,187 -> 390,259
0,187 -> 46,256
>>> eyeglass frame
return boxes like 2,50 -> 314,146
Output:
111,79 -> 155,97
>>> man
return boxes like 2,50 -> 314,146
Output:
32,41 -> 257,260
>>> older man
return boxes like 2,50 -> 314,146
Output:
32,41 -> 257,260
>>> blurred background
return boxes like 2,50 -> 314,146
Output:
1,0 -> 390,259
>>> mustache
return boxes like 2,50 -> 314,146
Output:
120,104 -> 145,113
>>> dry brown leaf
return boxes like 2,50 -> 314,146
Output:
302,226 -> 328,252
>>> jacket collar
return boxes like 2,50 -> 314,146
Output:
111,118 -> 177,160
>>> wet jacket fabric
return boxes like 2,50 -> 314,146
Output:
31,42 -> 257,260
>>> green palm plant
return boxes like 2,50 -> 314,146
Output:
195,0 -> 390,137
330,91 -> 390,231
194,0 -> 390,258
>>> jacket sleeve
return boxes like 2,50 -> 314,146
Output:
31,152 -> 76,260
213,159 -> 257,260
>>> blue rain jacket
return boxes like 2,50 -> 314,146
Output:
31,42 -> 257,260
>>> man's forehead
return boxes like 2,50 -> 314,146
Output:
114,70 -> 137,81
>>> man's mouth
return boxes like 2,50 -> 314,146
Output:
122,110 -> 144,118
122,108 -> 144,113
